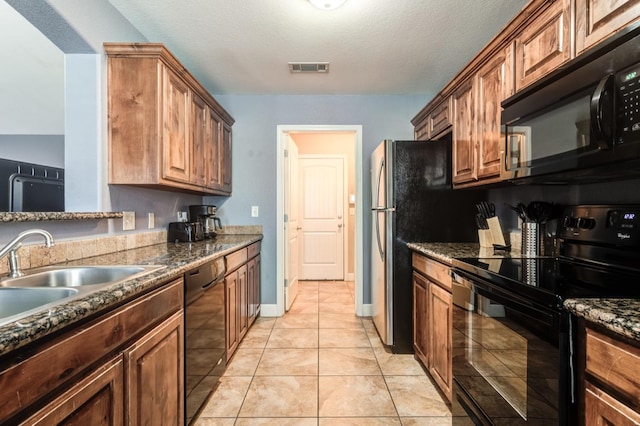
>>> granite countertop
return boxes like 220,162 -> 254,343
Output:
564,298 -> 640,342
407,242 -> 515,265
0,234 -> 262,356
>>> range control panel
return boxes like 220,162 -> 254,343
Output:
558,205 -> 640,246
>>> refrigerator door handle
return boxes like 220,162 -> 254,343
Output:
375,156 -> 385,208
375,211 -> 384,260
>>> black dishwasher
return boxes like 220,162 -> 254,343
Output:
184,257 -> 226,424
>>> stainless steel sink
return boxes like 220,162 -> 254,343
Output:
0,287 -> 79,320
0,265 -> 157,288
0,264 -> 164,326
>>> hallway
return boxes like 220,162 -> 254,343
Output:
194,280 -> 451,425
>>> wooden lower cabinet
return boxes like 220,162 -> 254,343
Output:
578,322 -> 640,424
22,356 -> 125,426
585,383 -> 640,425
126,311 -> 184,426
428,283 -> 452,400
0,278 -> 184,425
247,255 -> 261,326
412,252 -> 453,402
225,241 -> 261,359
412,272 -> 429,366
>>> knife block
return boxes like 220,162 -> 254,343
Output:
486,216 -> 507,247
478,229 -> 493,248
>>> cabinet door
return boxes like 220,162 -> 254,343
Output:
162,66 -> 191,183
576,0 -> 640,55
514,0 -> 571,91
191,92 -> 207,187
476,51 -> 507,180
238,264 -> 248,340
22,356 -> 124,426
221,122 -> 232,193
205,108 -> 223,190
412,272 -> 429,368
225,271 -> 239,358
585,383 -> 640,425
125,311 -> 184,426
414,118 -> 429,141
428,282 -> 453,403
247,257 -> 259,325
429,97 -> 453,139
452,79 -> 477,185
254,255 -> 261,318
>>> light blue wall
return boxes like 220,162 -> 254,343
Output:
204,94 -> 428,305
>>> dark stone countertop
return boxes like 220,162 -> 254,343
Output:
0,234 -> 262,356
564,298 -> 640,342
407,242 -> 514,265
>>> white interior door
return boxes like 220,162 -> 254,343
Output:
285,138 -> 300,310
299,156 -> 345,280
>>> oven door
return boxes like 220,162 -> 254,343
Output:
451,270 -> 572,425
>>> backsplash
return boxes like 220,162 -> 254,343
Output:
0,230 -> 168,276
0,225 -> 264,276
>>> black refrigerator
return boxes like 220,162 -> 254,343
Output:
370,138 -> 484,353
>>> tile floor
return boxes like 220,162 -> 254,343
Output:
194,280 -> 453,425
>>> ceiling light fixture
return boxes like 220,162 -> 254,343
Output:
308,0 -> 347,11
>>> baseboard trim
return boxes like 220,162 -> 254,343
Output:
346,272 -> 355,281
259,304 -> 279,317
361,303 -> 372,317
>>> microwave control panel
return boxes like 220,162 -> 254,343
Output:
617,64 -> 640,139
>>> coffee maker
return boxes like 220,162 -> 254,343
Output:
189,205 -> 222,239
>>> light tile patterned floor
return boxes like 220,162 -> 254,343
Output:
194,280 -> 453,425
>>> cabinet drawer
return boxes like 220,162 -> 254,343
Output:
247,241 -> 261,259
226,248 -> 248,272
586,327 -> 640,401
412,253 -> 451,291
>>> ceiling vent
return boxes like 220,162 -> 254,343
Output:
288,62 -> 330,73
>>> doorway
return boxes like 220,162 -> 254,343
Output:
276,125 -> 363,317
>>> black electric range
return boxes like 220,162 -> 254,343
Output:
451,205 -> 640,425
456,204 -> 640,307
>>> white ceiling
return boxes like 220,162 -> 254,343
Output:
107,0 -> 530,95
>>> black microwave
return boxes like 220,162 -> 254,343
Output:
501,25 -> 640,184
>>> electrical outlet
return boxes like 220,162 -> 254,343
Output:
177,211 -> 188,222
148,212 -> 155,229
123,211 -> 135,231
251,206 -> 259,217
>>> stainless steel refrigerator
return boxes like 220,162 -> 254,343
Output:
370,138 -> 484,353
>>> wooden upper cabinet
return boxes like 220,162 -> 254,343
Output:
106,43 -> 234,196
162,66 -> 191,184
452,79 -> 477,185
222,122 -> 233,193
514,0 -> 571,91
576,0 -> 640,54
429,97 -> 453,139
206,108 -> 223,190
191,92 -> 208,187
476,49 -> 510,180
414,117 -> 429,141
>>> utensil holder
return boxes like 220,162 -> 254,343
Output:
521,222 -> 541,257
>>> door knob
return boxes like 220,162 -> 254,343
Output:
296,227 -> 302,230
338,224 -> 343,228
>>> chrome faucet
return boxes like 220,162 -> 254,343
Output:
0,229 -> 55,278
